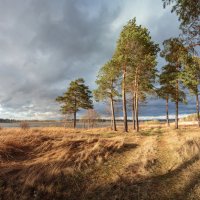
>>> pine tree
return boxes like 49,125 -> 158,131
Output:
161,38 -> 188,129
115,18 -> 159,132
157,64 -> 179,126
181,56 -> 200,127
93,59 -> 120,131
56,78 -> 93,128
163,0 -> 200,48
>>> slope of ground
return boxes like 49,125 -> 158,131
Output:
0,126 -> 200,199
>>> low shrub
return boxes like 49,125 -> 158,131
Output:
20,121 -> 30,130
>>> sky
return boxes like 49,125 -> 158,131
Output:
0,0 -> 196,120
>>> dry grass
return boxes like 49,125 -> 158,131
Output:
20,121 -> 30,130
0,128 -> 125,199
0,126 -> 200,199
143,120 -> 161,125
180,113 -> 197,121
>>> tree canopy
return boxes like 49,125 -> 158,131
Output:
94,59 -> 120,131
93,59 -> 120,102
163,0 -> 200,47
160,38 -> 188,128
56,78 -> 93,128
114,18 -> 160,131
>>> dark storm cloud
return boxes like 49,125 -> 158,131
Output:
0,0 -> 190,119
0,0 -> 121,119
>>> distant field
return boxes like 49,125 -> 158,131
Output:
0,121 -> 112,128
0,126 -> 200,199
0,117 -> 198,129
0,119 -> 180,128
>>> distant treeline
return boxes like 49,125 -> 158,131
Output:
0,119 -> 57,123
0,119 -> 19,123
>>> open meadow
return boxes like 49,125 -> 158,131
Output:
0,125 -> 200,200
0,0 -> 199,199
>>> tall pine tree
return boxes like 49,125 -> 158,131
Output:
181,56 -> 200,127
94,59 -> 120,131
56,78 -> 93,128
115,18 -> 159,132
161,38 -> 188,129
157,64 -> 186,126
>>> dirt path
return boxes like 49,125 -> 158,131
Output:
132,131 -> 200,200
85,130 -> 200,200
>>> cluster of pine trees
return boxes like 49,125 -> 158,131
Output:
56,0 -> 200,131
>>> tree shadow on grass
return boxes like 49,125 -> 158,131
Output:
116,143 -> 139,153
1,157 -> 199,200
1,139 -> 199,200
85,152 -> 200,200
0,141 -> 139,200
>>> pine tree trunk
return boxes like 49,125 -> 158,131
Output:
132,94 -> 136,130
175,100 -> 179,129
122,66 -> 128,132
73,112 -> 76,128
64,114 -> 67,128
110,117 -> 113,130
196,92 -> 200,127
74,97 -> 77,128
135,93 -> 139,132
110,95 -> 117,131
134,68 -> 139,132
166,96 -> 170,127
175,80 -> 179,129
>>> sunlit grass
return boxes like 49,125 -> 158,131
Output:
0,125 -> 200,199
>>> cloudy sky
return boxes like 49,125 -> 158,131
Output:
0,0 -> 195,120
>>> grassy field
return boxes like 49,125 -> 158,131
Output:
0,125 -> 200,199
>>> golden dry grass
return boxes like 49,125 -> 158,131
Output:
0,126 -> 200,199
